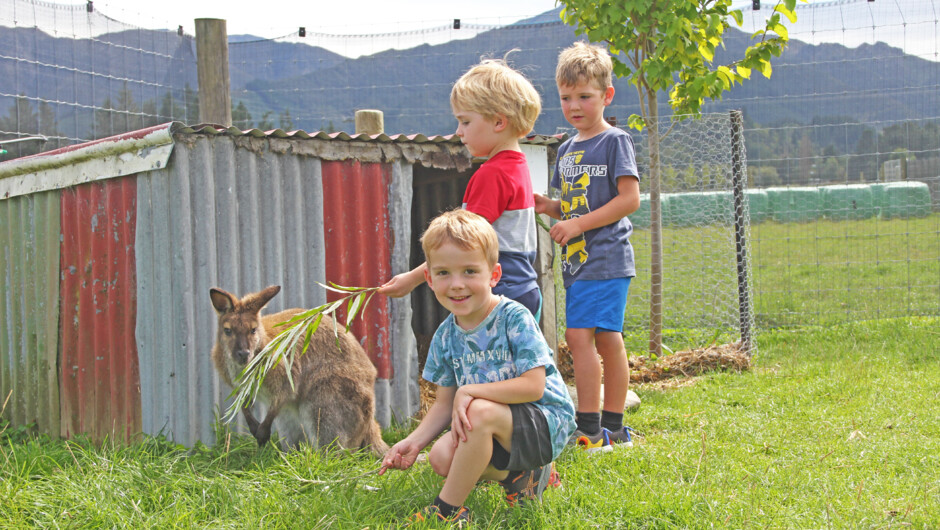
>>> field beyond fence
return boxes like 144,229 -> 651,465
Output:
624,213 -> 940,354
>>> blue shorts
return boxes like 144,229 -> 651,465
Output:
565,278 -> 631,332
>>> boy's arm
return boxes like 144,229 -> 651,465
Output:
380,386 -> 455,474
548,175 -> 640,245
378,262 -> 427,298
451,366 -> 546,442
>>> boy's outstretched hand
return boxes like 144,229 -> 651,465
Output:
379,438 -> 421,475
379,438 -> 422,475
377,273 -> 412,298
533,193 -> 556,217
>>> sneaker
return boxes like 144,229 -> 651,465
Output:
501,462 -> 562,507
571,428 -> 614,453
407,505 -> 470,527
607,426 -> 635,448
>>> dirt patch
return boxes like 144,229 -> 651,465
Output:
416,342 -> 750,418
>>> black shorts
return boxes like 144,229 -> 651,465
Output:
490,402 -> 553,472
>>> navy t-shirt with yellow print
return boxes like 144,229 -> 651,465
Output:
550,127 -> 640,288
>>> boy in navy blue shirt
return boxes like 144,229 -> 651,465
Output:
534,41 -> 642,452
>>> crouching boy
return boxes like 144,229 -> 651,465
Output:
379,209 -> 576,525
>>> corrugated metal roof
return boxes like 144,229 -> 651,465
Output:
174,122 -> 564,146
0,124 -> 175,200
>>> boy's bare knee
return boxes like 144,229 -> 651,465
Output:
465,398 -> 507,431
428,441 -> 451,477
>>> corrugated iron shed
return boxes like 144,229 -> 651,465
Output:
0,122 -> 560,446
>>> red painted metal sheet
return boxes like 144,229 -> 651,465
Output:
59,176 -> 141,443
322,160 -> 393,379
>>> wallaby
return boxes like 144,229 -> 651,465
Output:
210,285 -> 389,456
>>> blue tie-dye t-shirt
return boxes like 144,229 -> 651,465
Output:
422,297 -> 576,461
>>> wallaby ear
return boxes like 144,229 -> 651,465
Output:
210,288 -> 238,315
243,285 -> 281,313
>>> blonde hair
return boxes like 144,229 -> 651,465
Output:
421,209 -> 499,267
450,57 -> 541,137
555,41 -> 613,91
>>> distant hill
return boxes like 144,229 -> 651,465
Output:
236,8 -> 940,137
2,9 -> 939,140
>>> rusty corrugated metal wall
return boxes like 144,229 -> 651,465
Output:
0,191 -> 61,435
321,160 -> 392,378
59,177 -> 141,442
135,134 -> 328,446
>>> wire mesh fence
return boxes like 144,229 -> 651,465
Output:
1,0 -> 938,334
616,112 -> 756,354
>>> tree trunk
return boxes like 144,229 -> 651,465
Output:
647,90 -> 663,357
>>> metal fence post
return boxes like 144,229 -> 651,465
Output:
730,110 -> 753,354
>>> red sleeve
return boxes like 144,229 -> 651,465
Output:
462,164 -> 511,224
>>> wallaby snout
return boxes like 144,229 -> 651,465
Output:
233,349 -> 251,365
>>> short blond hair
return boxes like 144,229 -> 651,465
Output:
450,58 -> 541,137
556,41 -> 613,91
421,209 -> 499,267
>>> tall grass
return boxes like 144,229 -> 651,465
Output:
3,318 -> 938,528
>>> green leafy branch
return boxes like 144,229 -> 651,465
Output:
222,282 -> 379,424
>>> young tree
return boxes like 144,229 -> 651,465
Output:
278,109 -> 294,131
559,0 -> 803,356
0,95 -> 44,157
160,91 -> 186,122
256,111 -> 275,131
232,101 -> 253,130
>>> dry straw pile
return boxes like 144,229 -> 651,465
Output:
416,341 -> 750,418
557,341 -> 751,385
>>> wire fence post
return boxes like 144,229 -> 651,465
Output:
730,110 -> 753,355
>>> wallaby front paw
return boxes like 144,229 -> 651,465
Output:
255,427 -> 271,447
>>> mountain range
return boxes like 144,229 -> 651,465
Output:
1,7 -> 938,142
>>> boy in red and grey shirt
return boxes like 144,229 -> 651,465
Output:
380,57 -> 542,317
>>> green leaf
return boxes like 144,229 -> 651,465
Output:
535,213 -> 551,232
757,59 -> 772,78
346,293 -> 365,330
775,3 -> 797,23
698,43 -> 715,63
627,114 -> 646,132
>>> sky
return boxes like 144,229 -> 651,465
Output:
86,0 -> 564,39
12,1 -> 936,60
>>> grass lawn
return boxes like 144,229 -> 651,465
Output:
2,317 -> 938,528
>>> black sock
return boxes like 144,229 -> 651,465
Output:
576,412 -> 601,435
601,410 -> 624,432
433,496 -> 459,517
